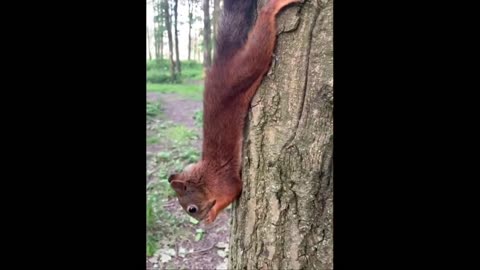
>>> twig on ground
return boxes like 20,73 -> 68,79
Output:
188,243 -> 217,256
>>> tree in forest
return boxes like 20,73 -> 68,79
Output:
229,0 -> 333,269
152,0 -> 159,60
147,26 -> 152,61
159,5 -> 165,60
173,0 -> 181,74
187,0 -> 194,61
152,0 -> 165,60
186,0 -> 200,61
202,0 -> 212,68
163,0 -> 177,81
193,30 -> 201,62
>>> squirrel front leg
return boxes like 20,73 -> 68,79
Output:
204,178 -> 242,224
204,195 -> 237,224
226,0 -> 301,94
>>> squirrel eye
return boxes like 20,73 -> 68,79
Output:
187,205 -> 198,214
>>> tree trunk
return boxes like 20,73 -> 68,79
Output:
163,0 -> 176,81
212,0 -> 220,57
153,0 -> 160,60
153,0 -> 165,60
160,5 -> 164,60
173,0 -> 181,74
147,26 -> 152,61
188,0 -> 193,61
229,0 -> 333,269
154,25 -> 159,60
195,33 -> 200,63
203,0 -> 212,68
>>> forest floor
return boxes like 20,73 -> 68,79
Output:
146,90 -> 232,270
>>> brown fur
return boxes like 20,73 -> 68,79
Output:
169,0 -> 300,224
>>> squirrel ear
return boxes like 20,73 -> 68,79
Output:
168,173 -> 178,183
170,180 -> 186,192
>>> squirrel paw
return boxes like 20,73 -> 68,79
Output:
204,209 -> 218,224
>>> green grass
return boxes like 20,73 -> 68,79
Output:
146,117 -> 202,257
147,101 -> 162,119
147,136 -> 160,145
147,198 -> 159,256
146,183 -> 180,256
147,83 -> 204,100
193,110 -> 203,127
181,68 -> 204,80
147,59 -> 204,83
164,125 -> 198,145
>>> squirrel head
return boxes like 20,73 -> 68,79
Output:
168,162 -> 216,222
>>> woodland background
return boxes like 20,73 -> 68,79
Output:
146,0 -> 231,269
146,0 -> 333,269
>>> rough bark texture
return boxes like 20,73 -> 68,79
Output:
229,0 -> 333,269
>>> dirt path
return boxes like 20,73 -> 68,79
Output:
147,92 -> 201,129
147,92 -> 203,153
147,92 -> 231,270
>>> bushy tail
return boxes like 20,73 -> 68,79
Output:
214,0 -> 257,63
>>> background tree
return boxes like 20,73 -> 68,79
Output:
173,0 -> 181,74
153,0 -> 165,60
147,26 -> 152,61
202,0 -> 212,68
187,0 -> 194,61
193,30 -> 202,62
163,0 -> 176,81
229,0 -> 333,269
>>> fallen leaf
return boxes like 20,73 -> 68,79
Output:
195,229 -> 205,241
216,261 -> 228,270
161,248 -> 176,257
178,247 -> 187,257
148,256 -> 158,264
189,216 -> 199,224
217,250 -> 227,258
160,253 -> 171,263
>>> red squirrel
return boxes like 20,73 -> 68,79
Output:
168,0 -> 300,224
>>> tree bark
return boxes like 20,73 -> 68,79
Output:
229,0 -> 333,269
163,0 -> 176,81
173,0 -> 181,74
203,0 -> 212,68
